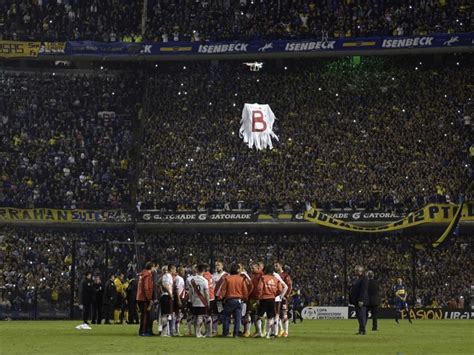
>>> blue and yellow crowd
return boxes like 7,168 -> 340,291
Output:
0,0 -> 471,42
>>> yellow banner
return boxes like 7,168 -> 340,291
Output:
0,41 -> 41,58
304,202 -> 474,233
0,208 -> 126,223
431,200 -> 464,248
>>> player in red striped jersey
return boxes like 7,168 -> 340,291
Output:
189,264 -> 210,338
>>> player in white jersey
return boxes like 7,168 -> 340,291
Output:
185,264 -> 197,336
274,262 -> 293,337
160,264 -> 175,336
272,269 -> 288,337
189,264 -> 210,338
173,266 -> 186,336
212,260 -> 228,334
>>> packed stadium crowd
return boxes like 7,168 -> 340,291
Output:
145,0 -> 473,41
0,0 -> 142,42
0,229 -> 72,316
0,229 -> 470,319
139,60 -> 472,211
0,0 -> 472,42
0,59 -> 470,211
0,71 -> 141,209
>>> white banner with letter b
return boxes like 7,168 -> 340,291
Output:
239,103 -> 279,150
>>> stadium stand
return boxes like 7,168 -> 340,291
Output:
0,71 -> 141,209
0,0 -> 472,326
0,0 -> 142,41
0,0 -> 472,42
139,60 -> 472,211
145,0 -> 473,41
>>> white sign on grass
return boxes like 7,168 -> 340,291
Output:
302,306 -> 349,320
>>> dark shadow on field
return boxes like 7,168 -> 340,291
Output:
67,332 -> 319,341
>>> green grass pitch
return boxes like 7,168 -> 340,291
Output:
0,320 -> 472,354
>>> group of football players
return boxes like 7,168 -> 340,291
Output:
136,260 -> 292,338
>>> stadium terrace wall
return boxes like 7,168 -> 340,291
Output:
137,203 -> 474,233
303,203 -> 472,233
1,203 -> 474,234
0,33 -> 472,61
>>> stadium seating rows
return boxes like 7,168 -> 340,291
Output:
1,60 -> 471,211
0,0 -> 471,42
0,71 -> 141,209
139,60 -> 472,211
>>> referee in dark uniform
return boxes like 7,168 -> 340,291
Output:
367,270 -> 380,331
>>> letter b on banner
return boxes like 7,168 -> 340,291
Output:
252,110 -> 267,132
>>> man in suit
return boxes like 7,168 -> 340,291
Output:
127,274 -> 139,324
367,270 -> 380,331
102,274 -> 116,324
349,265 -> 369,335
78,271 -> 94,329
91,275 -> 103,324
